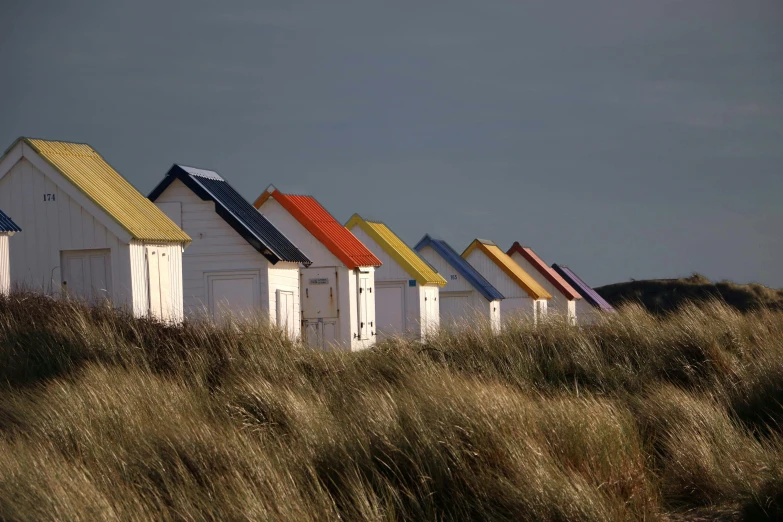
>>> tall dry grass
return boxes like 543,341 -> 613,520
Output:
0,293 -> 782,521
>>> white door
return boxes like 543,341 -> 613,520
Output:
357,274 -> 371,340
61,249 -> 112,304
305,320 -> 322,349
276,289 -> 296,337
376,282 -> 405,340
304,319 -> 337,350
146,246 -> 172,321
301,267 -> 338,319
422,287 -> 439,339
440,292 -> 471,327
206,271 -> 259,322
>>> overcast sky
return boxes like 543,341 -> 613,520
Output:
2,0 -> 781,287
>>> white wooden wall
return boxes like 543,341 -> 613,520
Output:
259,197 -> 375,350
349,227 -> 427,338
153,178 -> 282,325
268,262 -> 301,338
0,157 -> 133,307
463,249 -> 538,319
575,299 -> 601,325
417,245 -> 498,329
509,251 -> 576,324
0,235 -> 9,294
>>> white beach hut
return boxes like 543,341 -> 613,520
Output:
346,214 -> 446,341
149,165 -> 312,335
461,239 -> 552,323
0,209 -> 21,295
507,242 -> 582,324
414,235 -> 503,332
254,186 -> 382,351
0,138 -> 191,321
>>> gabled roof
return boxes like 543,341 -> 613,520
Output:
0,209 -> 21,233
3,138 -> 190,243
551,264 -> 615,312
462,239 -> 551,300
507,242 -> 581,300
149,165 -> 311,265
254,187 -> 382,269
346,214 -> 446,287
414,235 -> 504,301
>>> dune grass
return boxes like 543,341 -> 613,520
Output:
1,294 -> 782,521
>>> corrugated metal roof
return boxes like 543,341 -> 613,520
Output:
414,235 -> 504,301
462,239 -> 551,300
507,242 -> 581,300
254,188 -> 382,269
0,209 -> 21,233
551,264 -> 615,312
149,165 -> 311,265
20,138 -> 190,243
346,214 -> 446,286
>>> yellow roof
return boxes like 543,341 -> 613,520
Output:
462,239 -> 552,299
22,138 -> 191,243
346,214 -> 446,286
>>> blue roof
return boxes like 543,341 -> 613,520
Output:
551,264 -> 615,312
414,234 -> 504,301
149,165 -> 311,265
0,209 -> 20,233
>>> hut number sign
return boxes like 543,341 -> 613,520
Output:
43,193 -> 56,201
450,275 -> 458,281
309,278 -> 329,285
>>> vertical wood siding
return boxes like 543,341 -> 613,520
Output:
268,261 -> 301,338
464,249 -> 539,320
418,245 -> 498,326
0,235 -> 9,294
350,227 -> 430,339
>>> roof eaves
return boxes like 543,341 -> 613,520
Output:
507,242 -> 581,300
347,215 -> 445,286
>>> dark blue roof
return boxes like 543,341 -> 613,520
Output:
0,209 -> 21,233
414,234 -> 504,301
149,165 -> 311,265
551,264 -> 615,312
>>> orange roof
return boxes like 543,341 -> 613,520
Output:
254,188 -> 381,269
507,242 -> 582,300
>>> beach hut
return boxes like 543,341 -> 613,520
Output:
148,165 -> 311,335
461,239 -> 551,323
254,186 -> 382,351
551,264 -> 615,324
0,138 -> 191,321
0,209 -> 21,295
414,235 -> 503,332
507,242 -> 582,324
346,214 -> 446,341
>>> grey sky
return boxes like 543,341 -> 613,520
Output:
2,0 -> 781,287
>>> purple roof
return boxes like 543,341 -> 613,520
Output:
551,264 -> 615,312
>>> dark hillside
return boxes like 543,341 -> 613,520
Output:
596,273 -> 783,314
